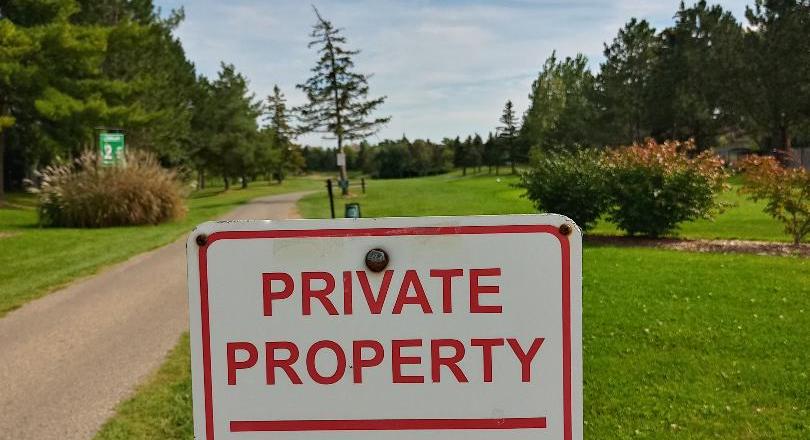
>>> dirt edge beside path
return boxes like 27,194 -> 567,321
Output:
586,235 -> 809,257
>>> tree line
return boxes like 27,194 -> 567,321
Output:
301,100 -> 519,179
515,0 -> 810,160
308,0 -> 810,180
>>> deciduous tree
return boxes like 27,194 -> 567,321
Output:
520,52 -> 597,153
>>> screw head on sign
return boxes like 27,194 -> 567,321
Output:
195,234 -> 208,246
365,248 -> 389,272
558,223 -> 573,236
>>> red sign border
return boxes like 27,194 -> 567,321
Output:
196,224 -> 572,440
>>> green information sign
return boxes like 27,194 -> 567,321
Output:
99,132 -> 125,166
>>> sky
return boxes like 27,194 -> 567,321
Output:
154,0 -> 751,147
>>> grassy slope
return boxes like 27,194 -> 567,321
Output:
94,248 -> 809,440
298,172 -> 789,242
95,172 -> 808,439
0,178 -> 321,317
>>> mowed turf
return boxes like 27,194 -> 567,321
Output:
0,178 -> 321,317
95,172 -> 808,439
93,247 -> 809,439
298,172 -> 790,242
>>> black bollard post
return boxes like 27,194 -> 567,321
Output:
326,179 -> 335,219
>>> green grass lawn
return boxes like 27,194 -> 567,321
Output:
0,177 -> 321,317
299,171 -> 791,242
95,171 -> 808,439
94,247 -> 809,440
95,333 -> 194,440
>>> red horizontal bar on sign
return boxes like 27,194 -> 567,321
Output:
230,417 -> 547,432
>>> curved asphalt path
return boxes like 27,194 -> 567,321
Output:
0,191 -> 311,440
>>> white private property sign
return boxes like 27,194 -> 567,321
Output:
187,215 -> 583,440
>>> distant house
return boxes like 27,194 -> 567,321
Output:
713,131 -> 809,169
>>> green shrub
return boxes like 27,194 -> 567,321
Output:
35,151 -> 187,227
518,148 -> 610,231
603,139 -> 728,237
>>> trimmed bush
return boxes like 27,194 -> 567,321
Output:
518,148 -> 610,231
603,139 -> 728,237
35,150 -> 187,227
738,155 -> 809,245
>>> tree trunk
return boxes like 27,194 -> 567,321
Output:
495,165 -> 499,176
241,175 -> 248,189
780,125 -> 793,156
511,161 -> 516,174
337,137 -> 348,195
462,166 -> 467,176
198,169 -> 205,190
224,176 -> 230,190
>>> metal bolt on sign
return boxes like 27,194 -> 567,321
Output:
196,234 -> 208,246
364,248 -> 389,272
558,223 -> 573,236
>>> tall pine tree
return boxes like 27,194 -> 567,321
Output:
265,84 -> 303,183
198,63 -> 261,190
649,1 -> 743,149
739,0 -> 810,153
597,18 -> 658,145
497,100 -> 519,174
296,6 -> 389,194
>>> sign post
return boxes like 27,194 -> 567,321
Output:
99,132 -> 125,166
187,215 -> 583,440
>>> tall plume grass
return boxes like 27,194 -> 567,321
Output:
34,150 -> 187,227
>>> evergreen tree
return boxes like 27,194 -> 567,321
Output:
461,135 -> 473,175
597,18 -> 658,144
189,76 -> 214,188
265,84 -> 303,182
356,140 -> 375,174
296,6 -> 389,194
483,132 -> 496,174
70,1 -> 210,167
497,100 -> 519,173
0,0 -> 132,202
198,63 -> 261,189
470,134 -> 484,173
0,16 -> 31,203
449,136 -> 466,175
739,0 -> 810,153
649,1 -> 743,149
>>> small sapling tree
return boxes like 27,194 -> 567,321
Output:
739,155 -> 809,245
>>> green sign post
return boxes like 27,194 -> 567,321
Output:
99,132 -> 125,166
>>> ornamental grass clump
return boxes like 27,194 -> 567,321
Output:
603,139 -> 728,237
738,155 -> 809,245
35,150 -> 187,227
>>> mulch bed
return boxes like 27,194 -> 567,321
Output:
586,235 -> 809,257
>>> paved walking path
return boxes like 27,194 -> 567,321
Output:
0,191 -> 310,440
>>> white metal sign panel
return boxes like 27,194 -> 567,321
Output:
187,215 -> 582,440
